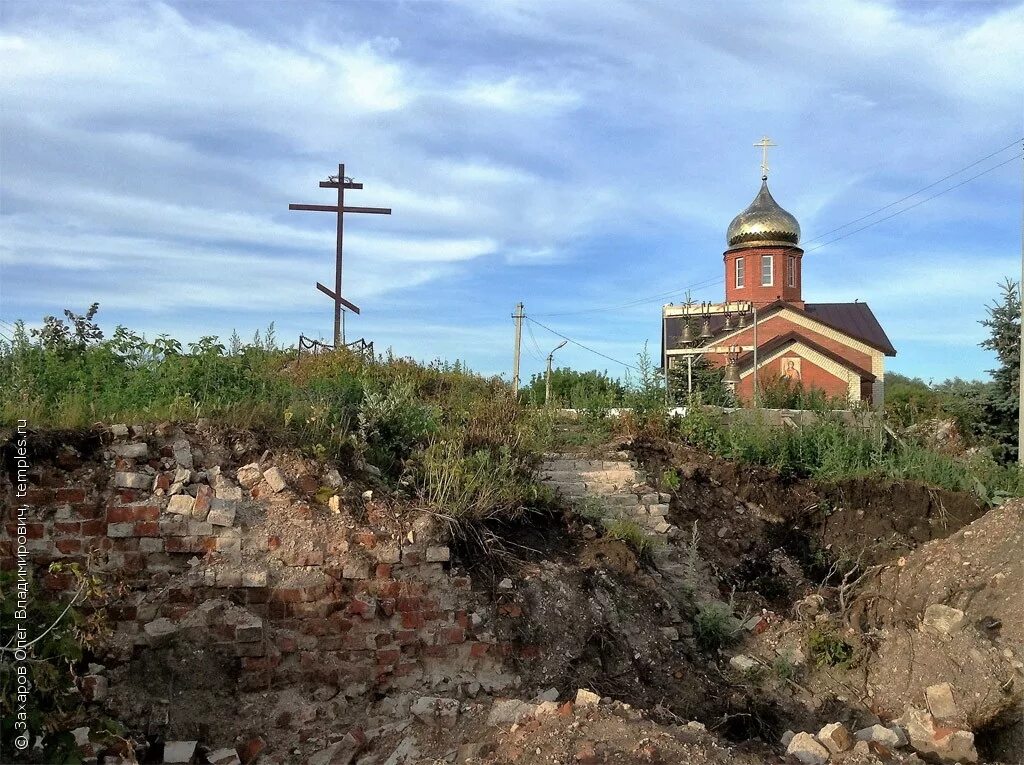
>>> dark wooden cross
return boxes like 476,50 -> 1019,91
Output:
289,163 -> 391,347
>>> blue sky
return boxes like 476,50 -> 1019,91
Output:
1,1 -> 1022,384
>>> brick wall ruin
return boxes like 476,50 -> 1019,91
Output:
1,425 -> 531,714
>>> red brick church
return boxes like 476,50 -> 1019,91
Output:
662,146 -> 895,407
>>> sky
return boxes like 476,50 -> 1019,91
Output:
1,0 -> 1022,384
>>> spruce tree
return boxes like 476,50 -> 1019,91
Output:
979,278 -> 1021,462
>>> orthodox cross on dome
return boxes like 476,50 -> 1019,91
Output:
754,136 -> 776,180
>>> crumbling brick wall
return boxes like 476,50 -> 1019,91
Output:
1,425 -> 530,703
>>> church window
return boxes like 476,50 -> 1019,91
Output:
735,257 -> 745,288
761,255 -> 773,286
787,256 -> 795,287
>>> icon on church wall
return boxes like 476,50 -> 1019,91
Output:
780,356 -> 801,382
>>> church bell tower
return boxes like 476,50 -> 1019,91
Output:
723,138 -> 804,308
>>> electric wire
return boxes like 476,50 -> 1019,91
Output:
523,321 -> 546,364
525,316 -> 639,371
804,153 -> 1021,253
529,138 -> 1022,318
801,137 -> 1024,246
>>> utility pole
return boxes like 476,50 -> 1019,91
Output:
545,340 -> 567,406
289,163 -> 391,348
512,302 -> 525,396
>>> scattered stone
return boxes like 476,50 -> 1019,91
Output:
215,482 -> 243,501
110,424 -> 130,438
785,732 -> 830,765
535,700 -> 560,717
780,730 -> 795,747
114,471 -> 151,489
728,654 -> 758,672
923,604 -> 967,634
236,463 -> 262,488
818,722 -> 854,754
167,495 -> 195,516
263,467 -> 288,493
328,495 -> 342,514
855,723 -> 903,748
237,735 -> 266,765
425,545 -> 450,563
898,706 -> 978,764
364,463 -> 382,478
207,500 -> 236,527
324,468 -> 343,488
575,688 -> 600,707
163,740 -> 197,763
497,578 -> 513,591
171,440 -> 194,469
111,442 -> 149,459
143,617 -> 177,647
361,489 -> 373,501
536,688 -> 559,702
72,726 -> 90,747
242,570 -> 268,587
775,644 -> 806,667
173,467 -> 192,484
487,699 -> 536,726
925,682 -> 958,721
661,627 -> 680,641
410,696 -> 460,726
207,748 -> 241,765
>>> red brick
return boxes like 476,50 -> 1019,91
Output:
354,531 -> 376,548
451,576 -> 472,589
116,489 -> 141,503
106,506 -> 136,523
393,662 -> 417,677
375,564 -> 392,579
80,520 -> 106,536
455,610 -> 469,629
23,488 -> 54,506
396,597 -> 421,612
267,536 -> 282,551
54,487 -> 86,503
469,642 -> 490,658
134,505 -> 160,521
277,636 -> 298,653
5,522 -> 45,539
154,473 -> 171,491
519,644 -> 540,659
55,539 -> 82,554
270,588 -> 303,603
193,484 -> 213,515
134,521 -> 160,537
164,536 -> 197,553
72,502 -> 102,519
53,521 -> 82,536
394,630 -> 418,645
400,612 -> 425,629
499,603 -> 523,617
423,645 -> 449,658
376,648 -> 400,665
442,627 -> 465,644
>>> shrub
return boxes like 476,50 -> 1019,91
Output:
1,562 -> 115,762
693,602 -> 740,651
807,627 -> 856,669
601,518 -> 660,558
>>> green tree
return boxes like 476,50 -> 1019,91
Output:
979,278 -> 1021,462
668,354 -> 734,407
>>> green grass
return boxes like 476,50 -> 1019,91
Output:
0,318 -> 544,524
673,405 -> 1024,500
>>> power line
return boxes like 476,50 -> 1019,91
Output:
528,137 -> 1021,319
802,137 -> 1024,246
804,153 -> 1020,253
523,321 -> 546,363
526,316 -> 639,371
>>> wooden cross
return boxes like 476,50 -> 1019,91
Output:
754,136 -> 776,179
289,163 -> 391,347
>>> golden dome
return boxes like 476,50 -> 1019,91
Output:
726,179 -> 801,249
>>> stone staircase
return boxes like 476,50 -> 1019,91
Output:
539,453 -> 677,537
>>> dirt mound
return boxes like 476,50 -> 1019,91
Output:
849,500 -> 1024,758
